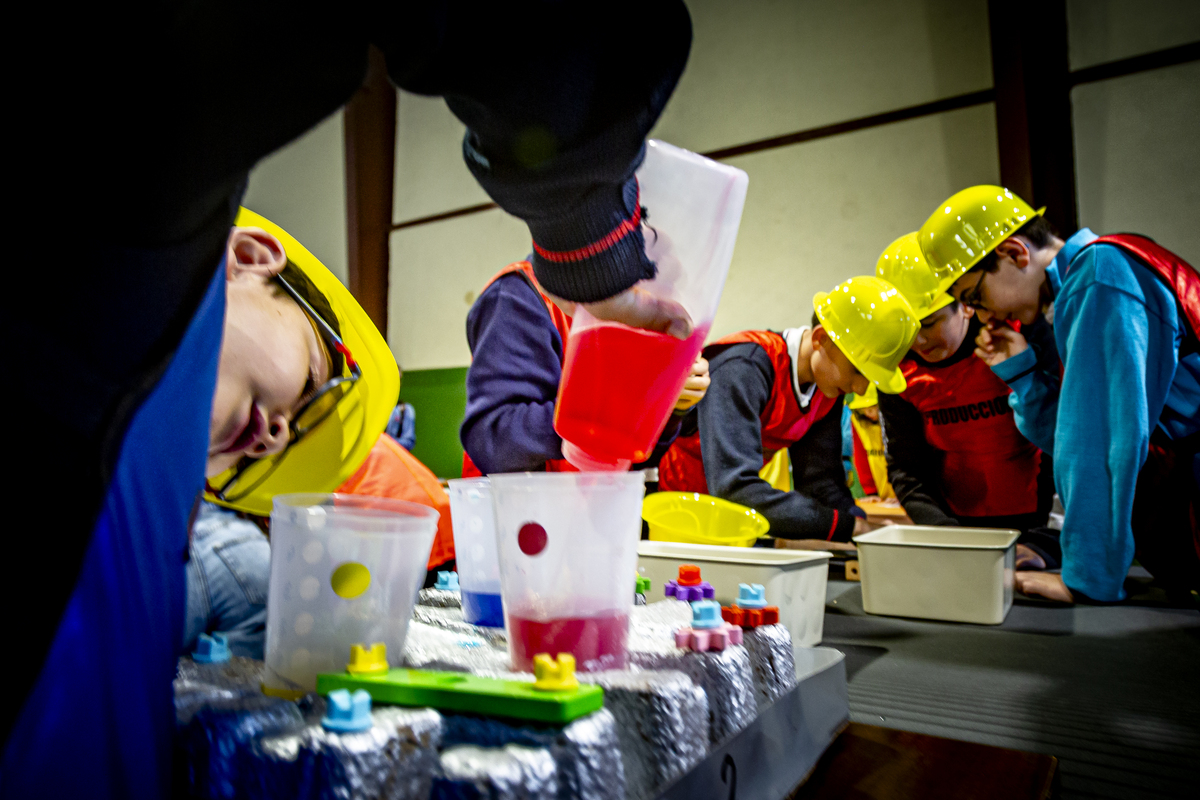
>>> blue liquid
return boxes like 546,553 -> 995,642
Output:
461,590 -> 505,628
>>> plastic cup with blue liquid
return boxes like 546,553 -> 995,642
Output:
448,478 -> 505,627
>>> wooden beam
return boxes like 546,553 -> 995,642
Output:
344,45 -> 396,335
988,0 -> 1078,235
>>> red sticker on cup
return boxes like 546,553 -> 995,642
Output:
518,522 -> 548,556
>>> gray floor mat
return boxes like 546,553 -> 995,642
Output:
822,579 -> 1200,799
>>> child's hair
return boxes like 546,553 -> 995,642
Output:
811,311 -> 820,328
969,215 -> 1059,275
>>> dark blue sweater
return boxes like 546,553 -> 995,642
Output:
462,272 -> 680,474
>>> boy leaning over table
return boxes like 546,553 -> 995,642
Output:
917,185 -> 1200,603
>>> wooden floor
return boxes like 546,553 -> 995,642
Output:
792,722 -> 1057,799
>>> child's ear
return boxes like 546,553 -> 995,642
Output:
810,325 -> 828,350
994,236 -> 1030,271
226,227 -> 287,281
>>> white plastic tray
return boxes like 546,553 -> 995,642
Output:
853,526 -> 1018,624
637,542 -> 831,646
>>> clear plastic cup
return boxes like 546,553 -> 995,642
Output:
263,493 -> 439,694
447,477 -> 505,627
555,139 -> 749,470
489,472 -> 646,672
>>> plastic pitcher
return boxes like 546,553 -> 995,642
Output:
448,477 -> 504,627
490,472 -> 646,672
554,139 -> 749,470
263,493 -> 439,695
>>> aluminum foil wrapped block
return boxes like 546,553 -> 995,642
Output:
439,710 -> 623,800
403,620 -> 518,677
174,656 -> 266,726
244,706 -> 443,800
414,605 -> 508,648
181,694 -> 305,799
630,646 -> 755,745
418,587 -> 462,609
433,745 -> 558,800
177,655 -> 265,690
741,624 -> 797,711
579,670 -> 707,800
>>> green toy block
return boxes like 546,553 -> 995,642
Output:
315,668 -> 604,724
635,575 -> 652,595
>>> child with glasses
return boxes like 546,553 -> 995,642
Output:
185,214 -> 455,660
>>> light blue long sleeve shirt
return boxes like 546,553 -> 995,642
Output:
994,229 -> 1200,600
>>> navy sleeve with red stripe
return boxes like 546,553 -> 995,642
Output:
416,1 -> 693,303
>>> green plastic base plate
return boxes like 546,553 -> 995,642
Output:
315,668 -> 604,724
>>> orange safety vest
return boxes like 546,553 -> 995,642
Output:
898,350 -> 1042,518
658,330 -> 839,493
462,261 -> 578,477
338,434 -> 456,570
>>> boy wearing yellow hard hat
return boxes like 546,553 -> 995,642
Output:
185,210 -> 455,659
919,186 -> 1200,602
659,276 -> 918,544
874,232 -> 1056,564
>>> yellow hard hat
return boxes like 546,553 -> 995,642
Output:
813,276 -> 918,395
875,232 -> 955,320
205,208 -> 400,516
917,185 -> 1044,296
847,385 -> 879,410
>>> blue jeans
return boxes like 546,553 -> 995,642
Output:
184,502 -> 271,659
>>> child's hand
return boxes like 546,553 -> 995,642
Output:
674,357 -> 710,411
550,285 -> 695,340
852,516 -> 894,536
1015,571 -> 1074,602
1015,543 -> 1047,570
974,320 -> 1028,367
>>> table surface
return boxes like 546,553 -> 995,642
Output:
791,722 -> 1058,800
818,576 -> 1200,800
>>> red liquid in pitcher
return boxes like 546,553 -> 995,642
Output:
555,323 -> 710,464
508,611 -> 630,672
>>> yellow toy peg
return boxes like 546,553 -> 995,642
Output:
347,642 -> 389,676
532,653 -> 579,692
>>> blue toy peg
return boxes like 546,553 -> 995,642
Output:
735,583 -> 767,609
690,600 -> 724,629
192,632 -> 231,663
434,571 -> 460,591
322,688 -> 374,733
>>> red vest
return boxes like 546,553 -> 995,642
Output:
462,261 -> 578,477
899,349 -> 1042,518
658,330 -> 838,493
1079,234 -> 1200,344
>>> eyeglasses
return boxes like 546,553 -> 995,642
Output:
275,274 -> 362,439
959,269 -> 990,311
210,274 -> 362,504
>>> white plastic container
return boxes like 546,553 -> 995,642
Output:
636,541 -> 831,647
554,140 -> 750,470
447,478 -> 504,627
263,493 -> 439,694
490,472 -> 646,672
853,526 -> 1018,624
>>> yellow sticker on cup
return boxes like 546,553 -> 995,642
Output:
330,562 -> 371,598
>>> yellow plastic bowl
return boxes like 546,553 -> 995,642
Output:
642,492 -> 770,548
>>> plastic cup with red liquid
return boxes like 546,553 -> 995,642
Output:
554,139 -> 749,471
489,471 -> 646,672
